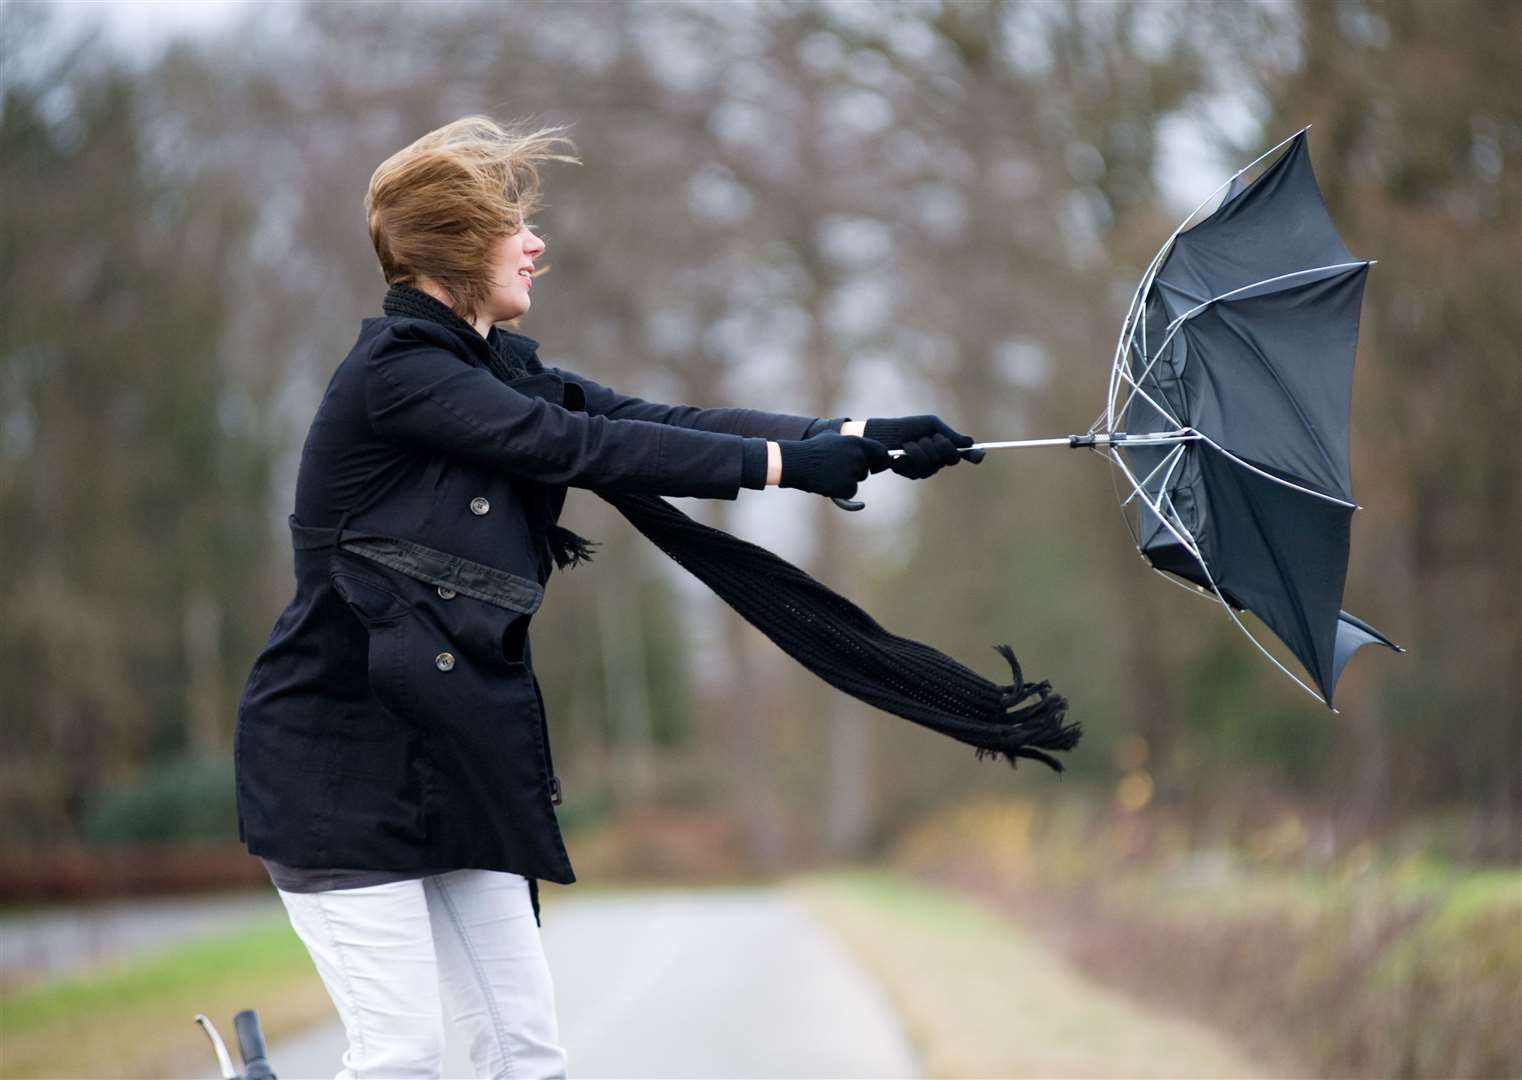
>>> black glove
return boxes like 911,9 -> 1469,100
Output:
778,430 -> 891,499
862,414 -> 986,478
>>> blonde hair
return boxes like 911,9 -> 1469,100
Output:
365,115 -> 578,324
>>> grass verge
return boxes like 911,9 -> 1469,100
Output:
890,795 -> 1522,1079
785,865 -> 1270,1079
0,915 -> 331,1079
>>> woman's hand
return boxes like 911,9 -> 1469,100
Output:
861,414 -> 986,479
773,431 -> 891,499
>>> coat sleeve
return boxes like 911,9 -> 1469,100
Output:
548,363 -> 843,441
364,322 -> 757,499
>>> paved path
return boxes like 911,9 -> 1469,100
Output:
267,884 -> 922,1079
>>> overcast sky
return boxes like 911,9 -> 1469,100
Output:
33,0 -> 253,65
35,0 -> 1251,218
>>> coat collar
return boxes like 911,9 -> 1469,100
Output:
381,283 -> 544,377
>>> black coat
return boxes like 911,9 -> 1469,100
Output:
234,300 -> 823,923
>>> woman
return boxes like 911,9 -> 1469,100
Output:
234,115 -> 980,1080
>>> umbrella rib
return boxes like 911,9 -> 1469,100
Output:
1103,447 -> 1148,553
1114,336 -> 1184,430
1110,447 -> 1205,564
1154,444 -> 1190,517
1194,432 -> 1356,509
1120,442 -> 1187,508
1116,363 -> 1185,429
1165,262 -> 1371,333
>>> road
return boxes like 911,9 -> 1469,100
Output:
266,884 -> 922,1079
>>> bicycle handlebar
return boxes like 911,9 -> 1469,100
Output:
234,1009 -> 276,1080
196,1010 -> 277,1080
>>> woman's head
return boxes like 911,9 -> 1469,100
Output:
365,115 -> 577,326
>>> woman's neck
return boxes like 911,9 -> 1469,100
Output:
414,280 -> 493,337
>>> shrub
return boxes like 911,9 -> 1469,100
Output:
80,755 -> 238,845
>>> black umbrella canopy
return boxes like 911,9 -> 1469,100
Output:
1119,132 -> 1401,707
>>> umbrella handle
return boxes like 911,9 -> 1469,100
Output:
829,443 -> 994,511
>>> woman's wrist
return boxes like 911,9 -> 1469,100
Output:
767,419 -> 862,485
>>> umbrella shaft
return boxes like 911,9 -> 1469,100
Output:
895,431 -> 1197,456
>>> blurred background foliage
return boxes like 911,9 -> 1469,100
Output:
1,0 -> 1516,868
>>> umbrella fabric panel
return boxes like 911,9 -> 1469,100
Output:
1158,133 -> 1353,311
1194,444 -> 1354,703
1332,610 -> 1403,690
1177,265 -> 1368,501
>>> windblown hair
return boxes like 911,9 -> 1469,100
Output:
364,116 -> 578,325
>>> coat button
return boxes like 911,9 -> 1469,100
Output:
434,651 -> 456,672
437,586 -> 457,600
470,497 -> 490,516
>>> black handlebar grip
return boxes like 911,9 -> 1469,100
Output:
234,1009 -> 277,1080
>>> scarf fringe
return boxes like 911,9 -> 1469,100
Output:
546,524 -> 600,570
972,643 -> 1082,774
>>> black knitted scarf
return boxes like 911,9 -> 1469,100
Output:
381,284 -> 1079,771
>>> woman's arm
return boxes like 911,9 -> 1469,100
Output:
365,323 -> 765,498
549,363 -> 851,443
549,364 -> 873,488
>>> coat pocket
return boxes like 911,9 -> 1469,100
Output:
331,569 -> 411,625
337,569 -> 535,701
331,569 -> 414,720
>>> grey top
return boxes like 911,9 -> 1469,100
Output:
261,858 -> 449,894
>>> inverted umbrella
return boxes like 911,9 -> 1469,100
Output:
848,129 -> 1402,709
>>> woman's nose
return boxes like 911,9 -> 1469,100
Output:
524,227 -> 546,255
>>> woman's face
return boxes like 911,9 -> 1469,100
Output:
484,223 -> 546,322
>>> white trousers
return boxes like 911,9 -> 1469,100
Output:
276,869 -> 569,1079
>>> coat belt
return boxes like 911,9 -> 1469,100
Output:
290,515 -> 543,615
